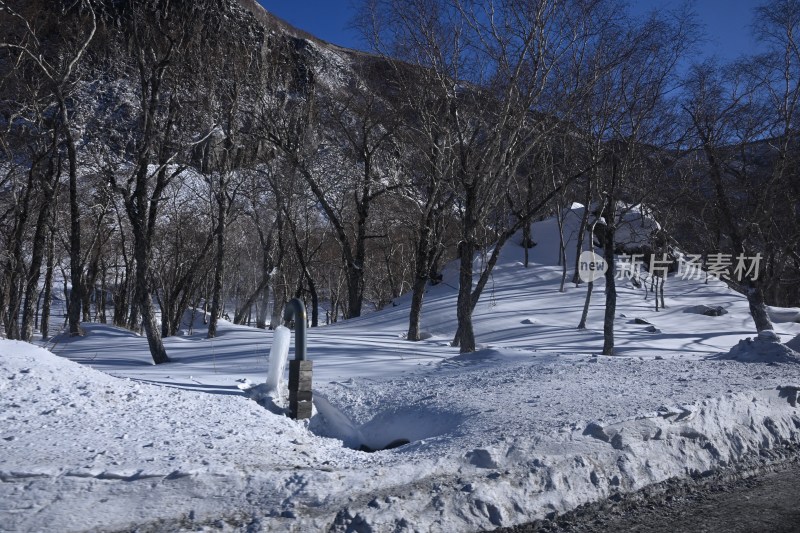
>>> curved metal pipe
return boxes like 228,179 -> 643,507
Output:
282,298 -> 307,361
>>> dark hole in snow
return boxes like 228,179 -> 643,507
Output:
358,438 -> 411,453
309,394 -> 460,453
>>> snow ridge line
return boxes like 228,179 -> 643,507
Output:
108,384 -> 794,533
495,447 -> 800,532
0,469 -> 194,483
318,386 -> 800,532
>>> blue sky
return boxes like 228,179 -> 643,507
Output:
258,0 -> 766,63
258,1 -> 366,48
630,0 -> 764,62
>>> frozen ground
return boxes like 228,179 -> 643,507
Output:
2,208 -> 800,532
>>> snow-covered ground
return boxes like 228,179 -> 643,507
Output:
3,208 -> 800,532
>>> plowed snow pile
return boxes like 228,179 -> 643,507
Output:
718,330 -> 800,363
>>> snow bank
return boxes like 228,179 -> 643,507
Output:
716,331 -> 800,363
313,354 -> 800,532
787,334 -> 800,353
615,204 -> 662,252
8,338 -> 800,532
767,306 -> 800,323
0,340 -> 358,531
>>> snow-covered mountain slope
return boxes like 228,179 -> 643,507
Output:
3,209 -> 800,532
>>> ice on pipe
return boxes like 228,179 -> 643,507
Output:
266,325 -> 291,399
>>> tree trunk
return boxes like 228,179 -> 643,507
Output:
160,291 -> 174,338
256,284 -> 270,329
452,181 -> 563,352
407,221 -> 433,341
62,100 -> 83,337
125,158 -> 169,362
557,206 -> 567,292
452,182 -> 480,352
82,252 -> 101,323
234,275 -> 269,325
346,216 -> 368,320
0,276 -> 7,335
40,216 -> 56,340
578,280 -> 593,330
407,276 -> 427,341
208,213 -> 226,338
455,239 -> 477,352
4,164 -> 37,339
98,260 -> 108,323
134,240 -> 169,363
113,271 -> 129,328
21,197 -> 52,341
5,267 -> 23,339
746,282 -> 773,332
522,217 -> 533,268
346,263 -> 365,319
22,138 -> 60,340
308,276 -> 319,327
128,270 -> 140,331
601,211 -> 616,356
701,140 -> 775,333
654,276 -> 661,311
112,205 -> 131,328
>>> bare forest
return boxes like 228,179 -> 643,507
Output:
1,0 -> 798,362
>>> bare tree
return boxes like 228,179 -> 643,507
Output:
103,1 -> 225,362
1,0 -> 97,339
229,168 -> 282,328
751,0 -> 800,308
151,174 -> 215,337
364,0 -> 603,351
354,57 -> 458,339
595,11 -> 692,355
262,61 -> 404,318
681,55 -> 786,333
